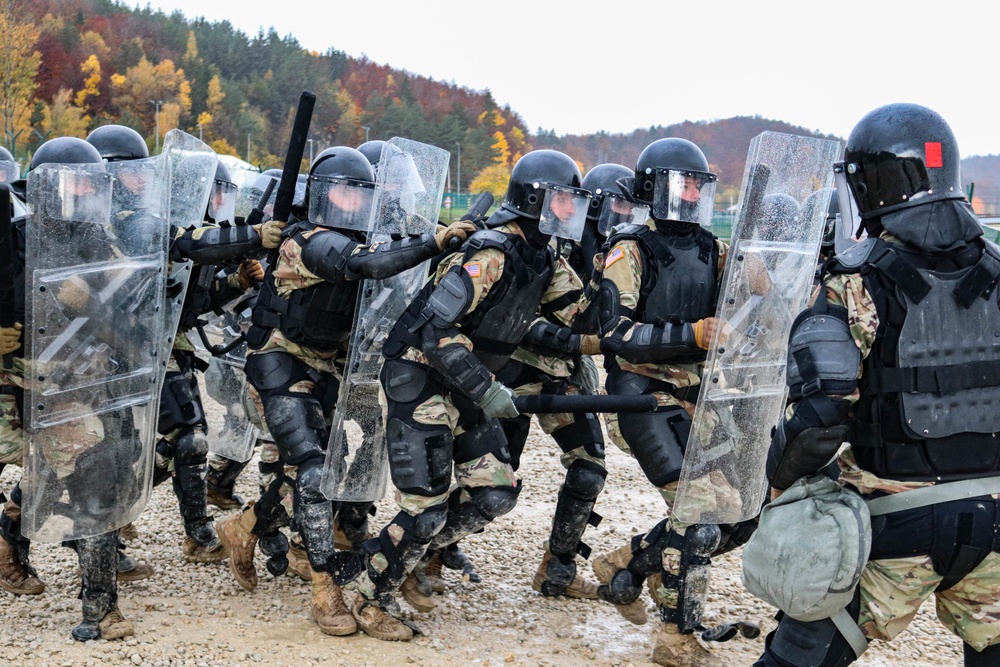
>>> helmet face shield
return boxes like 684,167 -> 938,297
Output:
308,175 -> 376,231
0,160 -> 18,184
208,179 -> 237,225
650,169 -> 717,225
55,169 -> 113,223
537,184 -> 591,241
834,165 -> 863,252
596,192 -> 649,236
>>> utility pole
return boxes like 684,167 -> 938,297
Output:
361,126 -> 370,143
307,138 -> 314,166
198,123 -> 203,142
246,133 -> 251,163
455,141 -> 461,202
149,100 -> 164,153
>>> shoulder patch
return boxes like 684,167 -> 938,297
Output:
604,246 -> 625,268
463,262 -> 481,277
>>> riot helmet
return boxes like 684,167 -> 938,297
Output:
357,140 -> 387,169
0,146 -> 18,183
800,187 -> 841,252
86,125 -> 149,162
30,136 -> 104,171
307,146 -> 376,231
835,103 -> 964,240
207,161 -> 237,225
30,136 -> 110,224
634,138 -> 717,227
757,193 -> 800,241
581,163 -> 649,237
487,149 -> 590,241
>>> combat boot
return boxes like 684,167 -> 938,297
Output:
593,542 -> 648,625
651,623 -> 719,667
116,552 -> 155,583
183,520 -> 228,563
0,534 -> 44,595
400,568 -> 437,612
311,570 -> 356,636
352,596 -> 413,641
423,550 -> 446,593
217,502 -> 259,591
207,483 -> 244,511
97,606 -> 135,640
286,541 -> 312,582
532,549 -> 599,599
206,457 -> 249,510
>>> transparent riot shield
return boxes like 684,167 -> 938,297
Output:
672,132 -> 841,525
192,290 -> 257,463
322,138 -> 449,501
23,161 -> 170,541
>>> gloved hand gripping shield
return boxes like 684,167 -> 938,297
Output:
322,137 -> 449,502
23,159 -> 170,541
672,131 -> 841,524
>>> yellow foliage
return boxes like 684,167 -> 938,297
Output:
157,102 -> 181,139
0,7 -> 41,145
493,112 -> 505,127
111,73 -> 126,87
80,31 -> 110,61
183,31 -> 198,62
177,77 -> 192,113
206,75 -> 225,115
41,89 -> 91,139
210,138 -> 238,157
470,164 -> 512,202
75,55 -> 102,109
114,56 -> 193,130
491,131 -> 510,167
197,112 -> 212,127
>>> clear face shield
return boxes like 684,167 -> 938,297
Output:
537,184 -> 592,241
0,160 -> 19,184
207,179 -> 238,225
308,175 -> 376,231
833,164 -> 864,253
595,192 -> 650,236
650,169 -> 717,226
56,169 -> 113,224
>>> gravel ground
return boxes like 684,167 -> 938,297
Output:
0,419 -> 966,667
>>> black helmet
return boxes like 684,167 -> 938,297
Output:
837,103 -> 963,221
30,137 -> 104,171
800,187 -> 840,250
86,125 -> 149,162
307,146 -> 376,230
634,138 -> 717,226
357,140 -> 387,168
0,146 -> 18,184
207,160 -> 237,224
0,146 -> 13,162
487,150 -> 590,241
581,163 -> 649,236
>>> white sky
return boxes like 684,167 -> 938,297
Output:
135,0 -> 1000,157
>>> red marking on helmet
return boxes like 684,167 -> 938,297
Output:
925,142 -> 943,168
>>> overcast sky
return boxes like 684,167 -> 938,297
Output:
135,0 -> 1000,157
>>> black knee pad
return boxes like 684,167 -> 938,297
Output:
245,351 -> 302,392
173,430 -> 208,466
468,484 -> 521,520
265,394 -> 327,465
454,418 -> 509,465
158,370 -> 206,433
386,417 -> 453,496
295,456 -> 327,506
411,503 -> 449,541
564,459 -> 607,501
765,590 -> 862,667
618,406 -> 688,487
382,358 -> 435,405
551,418 -> 605,459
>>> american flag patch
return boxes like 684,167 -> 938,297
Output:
463,263 -> 481,277
605,246 -> 625,268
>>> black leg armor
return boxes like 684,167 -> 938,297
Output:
335,501 -> 374,551
293,457 -> 335,571
599,518 -> 673,605
72,532 -> 119,641
659,523 -> 721,634
206,456 -> 250,496
542,459 -> 606,596
755,589 -> 862,667
428,483 -> 522,551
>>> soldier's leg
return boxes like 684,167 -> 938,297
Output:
206,452 -> 249,510
0,483 -> 44,595
754,590 -> 863,667
72,531 -> 133,641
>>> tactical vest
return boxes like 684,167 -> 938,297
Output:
248,226 -> 359,351
608,224 -> 719,324
177,263 -> 218,331
832,237 -> 1000,481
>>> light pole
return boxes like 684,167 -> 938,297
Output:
149,100 -> 164,153
198,123 -> 203,142
246,133 -> 251,164
361,126 -> 370,143
455,142 -> 461,201
307,138 -> 314,165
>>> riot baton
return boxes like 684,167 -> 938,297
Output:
0,185 -> 15,369
245,176 -> 278,229
460,191 -> 494,224
272,90 -> 316,225
513,394 -> 658,414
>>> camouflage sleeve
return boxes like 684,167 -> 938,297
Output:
716,238 -> 729,280
824,273 -> 879,361
540,255 -> 587,327
602,239 -> 643,316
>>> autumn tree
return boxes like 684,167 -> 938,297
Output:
41,88 -> 90,138
469,164 -> 511,201
111,56 -> 192,147
0,0 -> 41,155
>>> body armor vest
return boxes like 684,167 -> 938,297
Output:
249,228 -> 359,350
833,237 -> 1000,481
609,224 -> 719,324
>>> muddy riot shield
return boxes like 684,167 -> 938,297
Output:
672,132 -> 840,525
22,160 -> 170,541
322,138 -> 449,502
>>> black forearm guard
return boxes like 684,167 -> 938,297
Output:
420,326 -> 493,401
766,398 -> 852,490
600,320 -> 702,364
348,234 -> 439,280
522,320 -> 580,357
170,225 -> 262,265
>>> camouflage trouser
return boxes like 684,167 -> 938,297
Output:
0,390 -> 23,466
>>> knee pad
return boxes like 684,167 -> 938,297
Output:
564,459 -> 607,501
454,417 -> 509,465
173,430 -> 209,466
468,484 -> 521,520
295,456 -> 327,505
411,503 -> 449,541
386,417 -> 453,496
618,406 -> 687,487
551,418 -> 605,459
158,371 -> 205,433
264,394 -> 327,465
765,591 -> 862,667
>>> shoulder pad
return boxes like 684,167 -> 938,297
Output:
983,238 -> 1000,262
829,237 -> 878,273
463,229 -> 511,254
607,224 -> 647,244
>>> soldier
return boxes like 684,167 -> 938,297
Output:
756,103 -> 1000,667
590,138 -> 734,665
328,149 -> 595,641
216,145 -> 474,636
0,146 -> 19,184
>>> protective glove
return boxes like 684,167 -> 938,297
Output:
237,259 -> 265,289
579,334 -> 601,356
434,220 -> 477,251
0,322 -> 22,356
475,381 -> 519,419
692,317 -> 725,350
254,219 -> 286,249
57,277 -> 92,311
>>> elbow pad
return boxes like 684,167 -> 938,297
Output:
171,225 -> 261,265
421,328 -> 493,401
522,320 -> 580,356
766,398 -> 852,490
347,234 -> 439,280
300,231 -> 362,282
786,305 -> 860,400
601,320 -> 702,364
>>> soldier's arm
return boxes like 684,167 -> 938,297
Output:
170,223 -> 266,265
521,257 -> 599,356
766,274 -> 877,490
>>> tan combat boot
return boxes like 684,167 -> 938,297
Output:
286,541 -> 312,582
182,535 -> 229,563
593,542 -> 648,625
352,596 -> 414,641
424,550 -> 446,593
651,623 -> 719,667
216,501 -> 259,591
0,535 -> 44,596
98,606 -> 135,640
311,570 -> 357,636
207,484 -> 244,511
400,569 -> 437,612
532,550 -> 599,599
